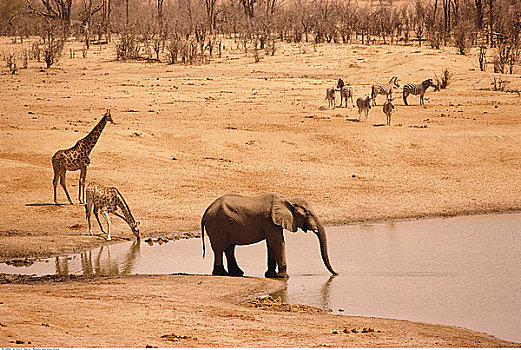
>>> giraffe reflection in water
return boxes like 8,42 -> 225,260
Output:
53,241 -> 141,276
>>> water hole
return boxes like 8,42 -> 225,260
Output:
1,213 -> 520,342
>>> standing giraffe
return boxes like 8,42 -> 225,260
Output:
52,110 -> 114,204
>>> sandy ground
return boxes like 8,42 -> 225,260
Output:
1,37 -> 521,346
1,275 -> 519,347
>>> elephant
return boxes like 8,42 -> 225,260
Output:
201,192 -> 337,278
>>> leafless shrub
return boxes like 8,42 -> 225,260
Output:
179,40 -> 198,65
253,39 -> 260,62
4,52 -> 17,74
454,23 -> 471,55
435,68 -> 454,90
153,39 -> 161,61
494,41 -> 520,74
31,43 -> 40,62
479,46 -> 487,71
22,50 -> 28,69
491,75 -> 510,91
429,29 -> 442,49
43,40 -> 63,68
166,35 -> 180,64
116,33 -> 140,60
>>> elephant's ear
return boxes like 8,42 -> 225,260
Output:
271,197 -> 297,232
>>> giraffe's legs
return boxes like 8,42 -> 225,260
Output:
85,198 -> 94,235
94,208 -> 107,235
53,169 -> 59,204
79,166 -> 87,204
101,210 -> 111,241
58,170 -> 73,204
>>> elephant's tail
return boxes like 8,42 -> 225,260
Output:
201,217 -> 206,258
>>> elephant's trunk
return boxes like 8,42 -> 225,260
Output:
314,222 -> 338,275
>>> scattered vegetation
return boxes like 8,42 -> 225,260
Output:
0,0 -> 519,71
4,51 -> 16,74
479,46 -> 487,71
491,75 -> 510,91
435,68 -> 454,91
43,39 -> 63,68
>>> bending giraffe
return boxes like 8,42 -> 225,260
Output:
52,110 -> 114,204
85,182 -> 140,241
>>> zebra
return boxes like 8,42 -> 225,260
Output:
356,96 -> 371,121
402,78 -> 436,106
337,78 -> 345,90
383,98 -> 395,126
338,86 -> 354,108
371,76 -> 400,106
325,87 -> 336,109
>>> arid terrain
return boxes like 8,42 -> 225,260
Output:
1,37 -> 521,347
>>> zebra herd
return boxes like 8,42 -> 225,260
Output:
325,76 -> 436,126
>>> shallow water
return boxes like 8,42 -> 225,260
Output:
1,213 -> 520,342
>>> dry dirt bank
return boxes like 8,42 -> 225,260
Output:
1,38 -> 521,259
0,274 -> 518,347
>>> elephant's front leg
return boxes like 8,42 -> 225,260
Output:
212,249 -> 228,276
264,242 -> 277,278
266,233 -> 289,278
225,245 -> 244,277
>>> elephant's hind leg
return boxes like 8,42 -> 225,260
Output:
225,245 -> 244,277
212,248 -> 228,276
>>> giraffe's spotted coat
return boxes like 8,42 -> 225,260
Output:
85,182 -> 140,241
52,110 -> 113,204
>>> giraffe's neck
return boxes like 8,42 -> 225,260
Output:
80,116 -> 108,154
116,192 -> 136,228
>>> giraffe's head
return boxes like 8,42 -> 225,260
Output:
131,221 -> 141,239
103,109 -> 115,124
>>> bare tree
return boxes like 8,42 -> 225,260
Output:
82,0 -> 103,49
27,0 -> 72,37
204,0 -> 217,32
413,0 -> 427,46
241,0 -> 256,18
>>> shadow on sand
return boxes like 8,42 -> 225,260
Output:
25,203 -> 67,207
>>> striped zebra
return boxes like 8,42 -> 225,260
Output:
402,79 -> 436,106
337,78 -> 345,90
371,76 -> 400,106
356,96 -> 371,121
335,79 -> 354,107
383,99 -> 395,126
325,87 -> 336,109
338,86 -> 354,108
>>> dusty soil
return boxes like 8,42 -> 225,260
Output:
1,37 -> 521,346
1,274 -> 518,347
